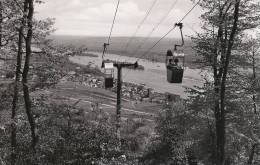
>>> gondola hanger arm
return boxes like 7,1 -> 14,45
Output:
174,23 -> 184,51
102,43 -> 110,59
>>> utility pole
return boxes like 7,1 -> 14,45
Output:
113,61 -> 138,149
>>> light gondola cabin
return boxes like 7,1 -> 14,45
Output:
103,62 -> 114,88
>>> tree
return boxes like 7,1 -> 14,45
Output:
3,0 -> 55,163
187,35 -> 260,164
238,36 -> 260,164
191,0 -> 260,164
10,0 -> 28,164
141,101 -> 195,164
245,36 -> 260,114
22,0 -> 38,150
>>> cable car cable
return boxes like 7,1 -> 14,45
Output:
102,0 -> 121,59
139,0 -> 201,60
122,0 -> 201,79
131,0 -> 178,57
107,0 -> 121,45
123,0 -> 158,52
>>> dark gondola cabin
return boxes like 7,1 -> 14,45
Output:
166,50 -> 185,83
103,62 -> 114,88
165,22 -> 185,83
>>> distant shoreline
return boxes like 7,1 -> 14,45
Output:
50,35 -> 199,69
49,34 -> 183,40
80,52 -> 99,57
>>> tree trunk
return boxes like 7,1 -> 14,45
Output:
11,1 -> 28,164
252,49 -> 257,114
0,1 -> 3,47
247,144 -> 257,165
247,47 -> 258,165
214,84 -> 225,165
22,0 -> 37,149
11,27 -> 23,165
214,1 -> 241,164
214,17 -> 225,165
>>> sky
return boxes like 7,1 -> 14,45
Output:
35,0 -> 203,37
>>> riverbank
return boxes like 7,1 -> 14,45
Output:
61,66 -> 179,104
70,51 -> 203,97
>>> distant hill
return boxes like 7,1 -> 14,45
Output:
50,35 -> 199,68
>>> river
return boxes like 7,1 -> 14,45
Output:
70,51 -> 204,98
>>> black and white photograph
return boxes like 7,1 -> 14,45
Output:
0,0 -> 259,164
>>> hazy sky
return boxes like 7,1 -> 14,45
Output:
35,0 -> 203,37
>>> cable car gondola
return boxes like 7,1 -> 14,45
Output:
165,23 -> 185,83
101,43 -> 115,88
103,61 -> 114,88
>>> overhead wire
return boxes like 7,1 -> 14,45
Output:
107,0 -> 121,45
131,0 -> 179,57
102,0 -> 121,59
139,0 -> 201,61
123,0 -> 201,79
123,0 -> 158,52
